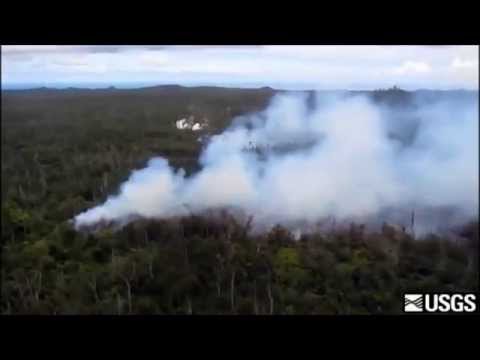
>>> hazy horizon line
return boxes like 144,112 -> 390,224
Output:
2,81 -> 478,92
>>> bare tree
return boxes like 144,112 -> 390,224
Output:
230,269 -> 236,313
253,279 -> 258,315
267,279 -> 274,315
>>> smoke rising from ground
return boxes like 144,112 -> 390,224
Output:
74,91 -> 478,235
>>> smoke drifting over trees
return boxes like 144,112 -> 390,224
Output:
74,91 -> 478,235
3,85 -> 478,315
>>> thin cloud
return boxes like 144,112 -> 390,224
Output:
451,57 -> 478,69
392,61 -> 432,75
2,45 -> 262,55
2,46 -> 478,90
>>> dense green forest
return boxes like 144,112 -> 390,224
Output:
1,86 -> 478,314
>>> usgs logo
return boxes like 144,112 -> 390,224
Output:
404,293 -> 477,313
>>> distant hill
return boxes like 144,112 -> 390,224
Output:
4,84 -> 475,97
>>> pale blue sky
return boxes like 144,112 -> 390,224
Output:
1,45 -> 478,90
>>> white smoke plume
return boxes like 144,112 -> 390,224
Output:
74,91 -> 479,235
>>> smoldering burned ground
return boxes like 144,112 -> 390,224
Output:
2,86 -> 478,314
